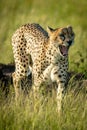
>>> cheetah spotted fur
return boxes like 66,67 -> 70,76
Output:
12,23 -> 75,112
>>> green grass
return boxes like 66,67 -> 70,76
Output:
0,84 -> 87,130
0,0 -> 87,130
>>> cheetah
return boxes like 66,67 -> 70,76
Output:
12,23 -> 75,112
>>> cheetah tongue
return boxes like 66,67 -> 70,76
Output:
59,45 -> 68,56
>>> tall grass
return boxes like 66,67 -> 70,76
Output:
0,83 -> 87,130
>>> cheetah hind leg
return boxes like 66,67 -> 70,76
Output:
12,72 -> 32,101
12,72 -> 21,101
21,75 -> 32,95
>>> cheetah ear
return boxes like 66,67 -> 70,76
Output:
47,26 -> 54,35
67,25 -> 72,30
67,25 -> 73,33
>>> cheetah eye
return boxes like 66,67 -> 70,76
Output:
59,34 -> 65,41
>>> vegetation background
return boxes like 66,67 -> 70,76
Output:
0,0 -> 87,130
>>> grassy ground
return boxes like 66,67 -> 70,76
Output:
0,0 -> 87,130
0,82 -> 87,130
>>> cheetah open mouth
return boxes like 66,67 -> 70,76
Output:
59,45 -> 68,56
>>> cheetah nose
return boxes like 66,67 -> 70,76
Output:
67,40 -> 72,45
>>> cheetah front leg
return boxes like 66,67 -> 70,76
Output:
57,82 -> 65,115
51,66 -> 66,115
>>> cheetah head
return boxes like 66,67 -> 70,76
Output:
47,26 -> 75,57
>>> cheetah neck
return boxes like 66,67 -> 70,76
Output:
46,40 -> 68,65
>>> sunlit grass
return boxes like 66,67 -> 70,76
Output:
0,83 -> 87,130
